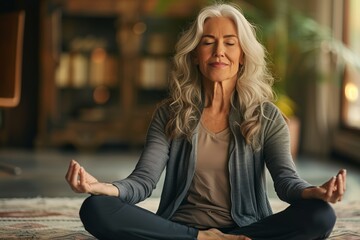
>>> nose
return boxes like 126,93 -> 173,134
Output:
214,43 -> 225,57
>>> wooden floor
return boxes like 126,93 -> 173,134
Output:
0,148 -> 359,201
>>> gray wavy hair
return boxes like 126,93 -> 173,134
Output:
165,3 -> 274,149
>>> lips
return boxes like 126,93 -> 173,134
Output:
209,62 -> 228,67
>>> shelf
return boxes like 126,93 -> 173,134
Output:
139,17 -> 189,56
38,0 -> 191,150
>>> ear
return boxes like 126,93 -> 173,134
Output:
239,52 -> 244,65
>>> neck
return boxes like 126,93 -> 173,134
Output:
203,81 -> 234,114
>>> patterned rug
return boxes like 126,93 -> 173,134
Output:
0,197 -> 94,240
0,197 -> 359,239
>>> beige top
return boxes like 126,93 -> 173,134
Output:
171,122 -> 235,229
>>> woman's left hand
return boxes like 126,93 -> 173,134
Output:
302,169 -> 346,203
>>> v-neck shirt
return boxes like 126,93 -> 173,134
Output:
171,121 -> 235,229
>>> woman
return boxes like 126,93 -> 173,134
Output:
66,3 -> 346,240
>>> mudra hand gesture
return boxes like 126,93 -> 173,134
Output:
302,169 -> 346,203
65,160 -> 119,196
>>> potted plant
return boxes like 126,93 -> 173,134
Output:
241,0 -> 360,158
154,0 -> 360,157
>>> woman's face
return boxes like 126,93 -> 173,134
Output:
194,17 -> 243,84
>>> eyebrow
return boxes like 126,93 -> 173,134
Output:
201,34 -> 238,39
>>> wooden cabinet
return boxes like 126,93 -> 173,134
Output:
37,0 -> 190,150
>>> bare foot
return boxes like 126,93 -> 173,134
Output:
198,228 -> 251,240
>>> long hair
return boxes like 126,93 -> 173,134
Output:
165,3 -> 274,149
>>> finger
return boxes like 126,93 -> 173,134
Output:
336,173 -> 344,201
70,162 -> 81,189
322,174 -> 336,188
79,167 -> 88,193
340,169 -> 347,192
334,169 -> 346,193
65,160 -> 76,183
329,175 -> 344,203
325,176 -> 336,201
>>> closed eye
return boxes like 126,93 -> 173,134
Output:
203,41 -> 214,45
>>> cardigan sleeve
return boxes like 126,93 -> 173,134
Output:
262,103 -> 311,203
112,104 -> 170,204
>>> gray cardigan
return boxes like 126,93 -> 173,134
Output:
113,101 -> 311,227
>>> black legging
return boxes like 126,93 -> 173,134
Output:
79,195 -> 336,240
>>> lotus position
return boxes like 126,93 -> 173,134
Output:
66,3 -> 346,240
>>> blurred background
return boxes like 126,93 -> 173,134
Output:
0,0 -> 359,199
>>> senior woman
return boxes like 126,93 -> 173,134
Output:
66,3 -> 346,240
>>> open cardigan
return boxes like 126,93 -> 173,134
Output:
113,101 -> 311,227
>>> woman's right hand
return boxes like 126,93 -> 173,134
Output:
65,160 -> 119,196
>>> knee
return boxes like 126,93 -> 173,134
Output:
79,196 -> 106,230
300,200 -> 336,238
79,195 -> 122,238
308,200 -> 336,231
